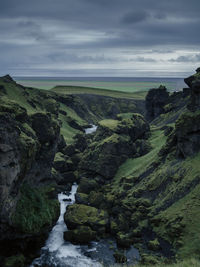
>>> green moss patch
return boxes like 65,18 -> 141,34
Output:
12,184 -> 59,234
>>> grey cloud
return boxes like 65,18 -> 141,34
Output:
0,0 -> 200,76
121,11 -> 150,24
169,54 -> 200,63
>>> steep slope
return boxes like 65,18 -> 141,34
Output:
0,75 -> 146,266
61,68 -> 200,265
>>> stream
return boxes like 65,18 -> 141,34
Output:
30,125 -> 140,267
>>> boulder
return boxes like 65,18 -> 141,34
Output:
64,204 -> 109,235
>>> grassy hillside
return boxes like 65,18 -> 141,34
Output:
52,85 -> 147,100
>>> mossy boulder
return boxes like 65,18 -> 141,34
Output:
64,226 -> 96,244
64,204 -> 109,235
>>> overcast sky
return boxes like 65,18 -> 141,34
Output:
0,0 -> 200,77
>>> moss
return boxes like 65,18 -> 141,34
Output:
43,98 -> 60,114
148,238 -> 160,251
64,204 -> 108,234
99,119 -> 119,131
134,258 -> 200,267
4,254 -> 25,267
12,184 -> 59,234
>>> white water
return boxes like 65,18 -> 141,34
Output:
85,125 -> 97,134
31,184 -> 102,267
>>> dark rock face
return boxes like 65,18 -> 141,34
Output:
185,68 -> 200,112
172,68 -> 200,158
0,96 -> 62,261
175,111 -> 200,158
145,85 -> 169,121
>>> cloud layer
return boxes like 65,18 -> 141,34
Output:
0,0 -> 200,76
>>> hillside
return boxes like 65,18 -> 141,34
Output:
0,69 -> 200,266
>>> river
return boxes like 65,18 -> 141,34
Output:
30,125 -> 140,267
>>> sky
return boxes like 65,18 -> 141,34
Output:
0,0 -> 200,77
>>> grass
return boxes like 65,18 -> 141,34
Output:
114,127 -> 166,180
109,258 -> 200,267
12,184 -> 59,234
52,85 -> 147,100
99,119 -> 119,131
15,79 -> 176,92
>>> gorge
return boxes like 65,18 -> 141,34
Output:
1,68 -> 200,267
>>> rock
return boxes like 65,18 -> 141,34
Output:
175,111 -> 200,157
64,226 -> 96,244
54,152 -> 74,173
79,114 -> 150,180
185,68 -> 200,111
43,98 -> 60,115
31,112 -> 60,144
63,198 -> 72,202
61,171 -> 77,184
66,116 -> 84,131
57,135 -> 66,152
0,85 -> 6,94
1,75 -> 15,83
113,251 -> 127,263
59,109 -> 67,115
77,178 -> 99,194
145,85 -> 169,121
64,204 -> 109,235
75,193 -> 89,205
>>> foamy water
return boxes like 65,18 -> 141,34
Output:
30,184 -> 102,267
85,125 -> 98,134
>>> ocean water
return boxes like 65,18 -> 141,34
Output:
14,77 -> 186,91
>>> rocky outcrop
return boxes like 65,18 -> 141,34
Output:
185,67 -> 200,112
64,204 -> 109,243
79,114 -> 151,179
145,85 -> 169,121
175,111 -> 200,158
0,96 -> 62,262
173,68 -> 200,158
